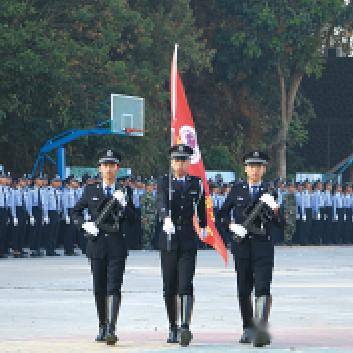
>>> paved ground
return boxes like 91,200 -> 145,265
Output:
1,246 -> 353,352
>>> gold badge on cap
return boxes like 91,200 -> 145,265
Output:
107,150 -> 113,157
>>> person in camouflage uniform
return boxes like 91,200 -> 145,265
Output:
140,179 -> 157,249
282,183 -> 297,245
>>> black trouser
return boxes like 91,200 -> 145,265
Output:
90,256 -> 127,295
235,238 -> 274,328
78,228 -> 87,254
343,209 -> 353,244
126,208 -> 142,250
63,210 -> 77,254
333,209 -> 345,244
160,248 -> 197,296
312,207 -> 325,245
323,207 -> 333,244
299,209 -> 312,245
12,206 -> 26,252
30,206 -> 42,252
0,208 -> 7,255
46,210 -> 60,255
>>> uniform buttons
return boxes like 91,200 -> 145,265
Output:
105,233 -> 108,237
181,205 -> 184,209
177,226 -> 181,231
123,233 -> 125,238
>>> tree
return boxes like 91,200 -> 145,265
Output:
0,0 -> 213,175
226,0 -> 350,177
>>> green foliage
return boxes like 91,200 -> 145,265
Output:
0,0 -> 352,176
0,0 -> 212,175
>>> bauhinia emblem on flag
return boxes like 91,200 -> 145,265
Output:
170,44 -> 228,265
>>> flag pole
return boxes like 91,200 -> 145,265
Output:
167,43 -> 178,252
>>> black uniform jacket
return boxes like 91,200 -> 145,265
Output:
219,181 -> 284,257
72,182 -> 135,259
157,175 -> 206,251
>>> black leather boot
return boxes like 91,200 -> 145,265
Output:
106,294 -> 121,346
253,295 -> 271,347
179,295 -> 193,347
94,294 -> 107,342
165,295 -> 179,343
238,295 -> 254,344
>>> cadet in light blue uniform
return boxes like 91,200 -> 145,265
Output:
277,181 -> 288,208
10,179 -> 26,257
311,182 -> 325,244
294,183 -> 304,244
303,182 -> 315,244
29,176 -> 44,257
132,178 -> 144,249
342,184 -> 353,244
62,178 -> 79,255
323,182 -> 333,244
0,173 -> 8,257
332,184 -> 344,244
3,174 -> 13,256
41,176 -> 60,256
22,176 -> 35,252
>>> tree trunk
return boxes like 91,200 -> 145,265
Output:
276,65 -> 303,179
278,68 -> 287,178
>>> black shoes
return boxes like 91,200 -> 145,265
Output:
165,295 -> 179,343
179,295 -> 193,347
94,294 -> 107,342
253,295 -> 272,347
239,327 -> 254,344
106,294 -> 121,345
95,325 -> 107,342
167,326 -> 179,343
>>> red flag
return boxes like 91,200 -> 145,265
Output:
170,45 -> 228,265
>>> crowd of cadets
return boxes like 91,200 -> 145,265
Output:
211,180 -> 353,245
1,172 -> 353,259
0,172 -> 156,258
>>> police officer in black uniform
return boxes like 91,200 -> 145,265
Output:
72,149 -> 135,345
220,151 -> 282,348
157,144 -> 206,347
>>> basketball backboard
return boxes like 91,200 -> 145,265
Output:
111,94 -> 144,136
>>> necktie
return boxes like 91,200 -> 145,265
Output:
105,187 -> 112,197
251,186 -> 258,199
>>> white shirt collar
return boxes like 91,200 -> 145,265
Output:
174,176 -> 186,182
248,181 -> 261,188
102,182 -> 115,191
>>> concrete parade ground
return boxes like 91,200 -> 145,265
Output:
1,247 -> 353,353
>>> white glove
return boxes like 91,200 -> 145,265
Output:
229,222 -> 248,238
260,193 -> 279,210
113,190 -> 127,207
163,216 -> 175,235
13,217 -> 18,227
82,221 -> 99,236
296,213 -> 300,220
65,215 -> 71,225
43,216 -> 50,225
200,227 -> 208,239
317,212 -> 321,221
29,216 -> 35,226
302,214 -> 307,222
